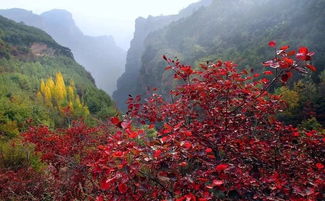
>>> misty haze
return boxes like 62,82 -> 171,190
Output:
0,0 -> 324,200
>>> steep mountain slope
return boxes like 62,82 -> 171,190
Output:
113,0 -> 213,111
0,15 -> 116,139
114,0 -> 325,126
0,8 -> 126,95
116,0 -> 324,104
137,0 -> 325,95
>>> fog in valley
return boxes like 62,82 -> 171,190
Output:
0,0 -> 200,50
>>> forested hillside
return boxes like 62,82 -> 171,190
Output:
0,15 -> 116,139
0,8 -> 126,95
114,0 -> 325,127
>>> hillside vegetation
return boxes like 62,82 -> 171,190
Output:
0,16 -> 116,140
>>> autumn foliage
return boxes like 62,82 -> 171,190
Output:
37,72 -> 90,121
91,43 -> 323,201
1,42 -> 324,200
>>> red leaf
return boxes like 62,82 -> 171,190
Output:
263,60 -> 280,68
118,183 -> 128,194
181,66 -> 193,74
307,52 -> 315,56
183,130 -> 192,136
262,60 -> 274,67
161,136 -> 168,143
284,57 -> 294,66
280,57 -> 294,68
128,130 -> 139,138
181,193 -> 196,201
163,123 -> 173,134
96,195 -> 104,201
298,46 -> 309,54
111,117 -> 120,125
281,73 -> 289,83
205,148 -> 213,153
182,141 -> 192,149
306,131 -> 315,137
276,49 -> 285,55
224,61 -> 234,68
153,150 -> 162,158
212,179 -> 224,186
306,64 -> 317,72
316,163 -> 324,170
215,164 -> 229,172
280,45 -> 289,50
268,40 -> 276,47
113,151 -> 124,158
279,62 -> 289,68
216,60 -> 223,67
263,71 -> 273,75
121,121 -> 132,129
261,78 -> 269,84
296,53 -> 307,61
100,179 -> 110,190
296,47 -> 310,61
287,50 -> 296,56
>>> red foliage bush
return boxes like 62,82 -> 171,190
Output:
0,168 -> 50,200
21,122 -> 110,200
91,43 -> 324,200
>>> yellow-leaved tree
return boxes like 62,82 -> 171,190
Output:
38,72 -> 89,121
53,72 -> 67,104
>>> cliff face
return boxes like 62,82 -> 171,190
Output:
113,0 -> 213,111
113,15 -> 177,111
0,9 -> 126,95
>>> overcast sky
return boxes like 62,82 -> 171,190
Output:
0,0 -> 200,49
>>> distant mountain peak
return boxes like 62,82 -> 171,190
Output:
41,9 -> 75,27
1,8 -> 33,13
41,9 -> 73,19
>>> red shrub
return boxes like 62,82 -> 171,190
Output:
92,44 -> 324,200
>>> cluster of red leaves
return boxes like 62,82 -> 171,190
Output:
0,168 -> 50,200
91,43 -> 323,201
21,122 -> 110,201
264,41 -> 316,83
